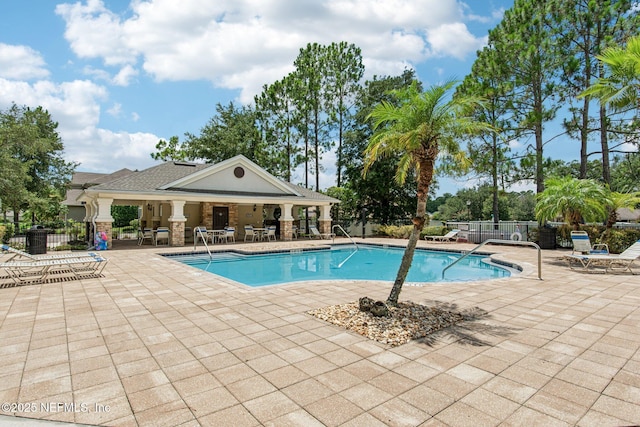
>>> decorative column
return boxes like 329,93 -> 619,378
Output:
168,200 -> 187,246
94,198 -> 114,249
318,204 -> 333,235
279,203 -> 294,241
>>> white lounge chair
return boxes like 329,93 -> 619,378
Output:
309,225 -> 335,240
566,240 -> 640,273
570,230 -> 608,255
1,255 -> 108,285
424,229 -> 459,242
1,244 -> 98,261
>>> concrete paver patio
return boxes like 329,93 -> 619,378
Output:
0,238 -> 638,426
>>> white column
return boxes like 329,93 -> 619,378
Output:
319,205 -> 332,221
94,198 -> 114,222
281,203 -> 294,220
168,200 -> 187,222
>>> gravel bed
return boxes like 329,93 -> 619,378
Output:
308,300 -> 465,347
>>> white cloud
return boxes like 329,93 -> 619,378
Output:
107,102 -> 122,117
0,77 -> 160,173
0,44 -> 50,80
426,23 -> 487,59
55,0 -> 138,66
56,0 -> 487,98
113,65 -> 139,86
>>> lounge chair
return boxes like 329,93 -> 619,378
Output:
570,230 -> 608,255
424,229 -> 459,242
1,244 -> 98,261
308,225 -> 335,240
1,255 -> 108,285
566,239 -> 640,273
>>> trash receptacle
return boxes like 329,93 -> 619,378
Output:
538,227 -> 557,250
26,226 -> 48,255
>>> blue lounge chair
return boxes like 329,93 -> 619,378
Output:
570,231 -> 608,255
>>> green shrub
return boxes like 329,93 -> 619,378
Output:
602,228 -> 640,254
377,224 -> 413,239
421,226 -> 448,238
0,223 -> 15,243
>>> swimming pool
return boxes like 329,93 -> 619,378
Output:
167,244 -> 513,287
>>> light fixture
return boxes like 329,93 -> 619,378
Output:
253,204 -> 257,212
147,203 -> 152,211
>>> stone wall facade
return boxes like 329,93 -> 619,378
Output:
318,220 -> 332,235
170,222 -> 185,246
200,203 -> 238,229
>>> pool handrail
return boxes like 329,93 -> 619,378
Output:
194,226 -> 213,260
332,224 -> 358,249
441,239 -> 542,280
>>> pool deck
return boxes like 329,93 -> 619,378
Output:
0,237 -> 638,426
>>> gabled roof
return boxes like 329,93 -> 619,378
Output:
64,168 -> 135,206
83,155 -> 339,204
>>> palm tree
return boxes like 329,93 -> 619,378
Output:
364,80 -> 492,306
535,176 -> 610,230
580,35 -> 640,113
604,191 -> 640,231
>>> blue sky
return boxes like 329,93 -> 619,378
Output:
2,0 -> 529,195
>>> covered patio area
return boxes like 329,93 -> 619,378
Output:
76,156 -> 339,248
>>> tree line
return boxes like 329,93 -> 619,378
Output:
152,0 -> 639,226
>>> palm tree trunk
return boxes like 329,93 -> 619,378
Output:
387,157 -> 432,306
386,219 -> 422,305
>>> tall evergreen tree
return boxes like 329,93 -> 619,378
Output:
324,42 -> 364,187
293,43 -> 328,191
552,0 -> 638,183
489,0 -> 561,193
457,44 -> 516,224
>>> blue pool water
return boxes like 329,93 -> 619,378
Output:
167,244 -> 512,287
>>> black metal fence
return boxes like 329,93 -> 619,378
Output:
5,225 -> 138,251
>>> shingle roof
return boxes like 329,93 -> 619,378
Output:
84,159 -> 339,203
89,162 -> 209,192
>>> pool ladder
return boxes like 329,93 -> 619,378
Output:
332,224 -> 358,249
441,239 -> 542,280
194,227 -> 213,260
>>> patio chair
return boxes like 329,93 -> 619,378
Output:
308,225 -> 335,240
219,227 -> 235,243
570,230 -> 608,255
566,239 -> 640,273
155,227 -> 170,246
194,226 -> 211,245
264,226 -> 277,242
1,244 -> 98,261
1,255 -> 108,285
138,228 -> 154,246
424,229 -> 459,242
244,225 -> 258,242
